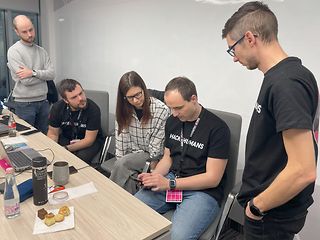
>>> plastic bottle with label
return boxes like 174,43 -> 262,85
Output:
8,113 -> 16,137
4,167 -> 20,218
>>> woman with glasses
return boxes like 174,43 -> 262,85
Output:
109,71 -> 170,194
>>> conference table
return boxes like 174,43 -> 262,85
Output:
0,112 -> 171,240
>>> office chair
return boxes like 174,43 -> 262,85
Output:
84,89 -> 113,164
157,108 -> 242,240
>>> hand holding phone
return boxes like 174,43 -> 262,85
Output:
142,162 -> 150,173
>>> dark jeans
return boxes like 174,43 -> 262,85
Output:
244,211 -> 307,240
15,100 -> 50,134
58,135 -> 103,164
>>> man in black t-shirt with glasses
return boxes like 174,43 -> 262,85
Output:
47,79 -> 103,164
135,77 -> 230,240
222,1 -> 319,239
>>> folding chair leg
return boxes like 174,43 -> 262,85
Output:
99,136 -> 112,164
214,193 -> 237,240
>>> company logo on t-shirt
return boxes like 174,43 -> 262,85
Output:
169,133 -> 204,149
61,121 -> 87,128
255,102 -> 262,114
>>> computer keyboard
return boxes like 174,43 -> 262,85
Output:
8,151 -> 32,168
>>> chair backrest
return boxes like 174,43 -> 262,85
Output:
84,90 -> 109,137
148,89 -> 165,102
208,108 -> 242,201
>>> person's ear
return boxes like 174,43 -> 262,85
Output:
245,31 -> 257,47
190,95 -> 198,103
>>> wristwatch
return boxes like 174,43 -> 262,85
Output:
32,69 -> 37,77
169,179 -> 176,190
249,199 -> 266,217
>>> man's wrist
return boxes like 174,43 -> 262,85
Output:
32,69 -> 37,77
249,198 -> 266,217
169,179 -> 176,190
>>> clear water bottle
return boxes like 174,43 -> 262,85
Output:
8,113 -> 16,137
4,167 -> 20,218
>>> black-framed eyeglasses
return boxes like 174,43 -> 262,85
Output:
227,35 -> 245,57
125,91 -> 143,101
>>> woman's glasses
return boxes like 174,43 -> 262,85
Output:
125,91 -> 143,101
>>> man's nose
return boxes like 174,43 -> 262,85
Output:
171,109 -> 179,117
78,95 -> 83,101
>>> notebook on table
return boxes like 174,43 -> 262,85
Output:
0,141 -> 49,172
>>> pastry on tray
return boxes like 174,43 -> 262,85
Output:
37,208 -> 48,220
44,212 -> 56,226
54,213 -> 65,222
58,206 -> 70,216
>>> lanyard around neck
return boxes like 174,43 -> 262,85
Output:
176,116 -> 200,177
180,117 -> 200,149
68,106 -> 83,139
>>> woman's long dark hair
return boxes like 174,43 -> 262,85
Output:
116,71 -> 151,135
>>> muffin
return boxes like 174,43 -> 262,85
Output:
58,206 -> 70,216
54,213 -> 65,222
44,213 -> 56,226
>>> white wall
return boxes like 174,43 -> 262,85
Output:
42,0 -> 320,180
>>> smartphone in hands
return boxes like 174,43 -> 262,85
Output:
142,162 -> 150,173
140,162 -> 151,189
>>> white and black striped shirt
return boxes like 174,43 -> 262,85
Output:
116,97 -> 170,159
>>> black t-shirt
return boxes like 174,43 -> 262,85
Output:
238,57 -> 319,218
48,98 -> 103,141
165,107 -> 230,205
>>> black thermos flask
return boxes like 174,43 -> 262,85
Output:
32,156 -> 48,205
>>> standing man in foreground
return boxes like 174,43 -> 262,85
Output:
135,77 -> 230,240
47,79 -> 103,164
222,1 -> 318,239
7,15 -> 55,133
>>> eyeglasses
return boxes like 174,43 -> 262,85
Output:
125,91 -> 143,101
227,35 -> 245,57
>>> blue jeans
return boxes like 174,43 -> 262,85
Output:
14,100 -> 50,134
244,211 -> 307,240
135,172 -> 220,240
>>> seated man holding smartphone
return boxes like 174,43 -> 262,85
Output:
135,77 -> 230,240
47,79 -> 103,164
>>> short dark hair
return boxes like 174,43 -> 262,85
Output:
57,79 -> 83,99
116,71 -> 151,134
165,76 -> 197,101
222,1 -> 278,43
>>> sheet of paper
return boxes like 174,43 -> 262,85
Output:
1,136 -> 28,145
48,182 -> 98,205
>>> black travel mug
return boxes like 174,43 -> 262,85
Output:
32,157 -> 48,205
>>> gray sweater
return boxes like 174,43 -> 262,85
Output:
7,40 -> 55,102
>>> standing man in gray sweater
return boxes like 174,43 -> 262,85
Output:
7,15 -> 55,133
